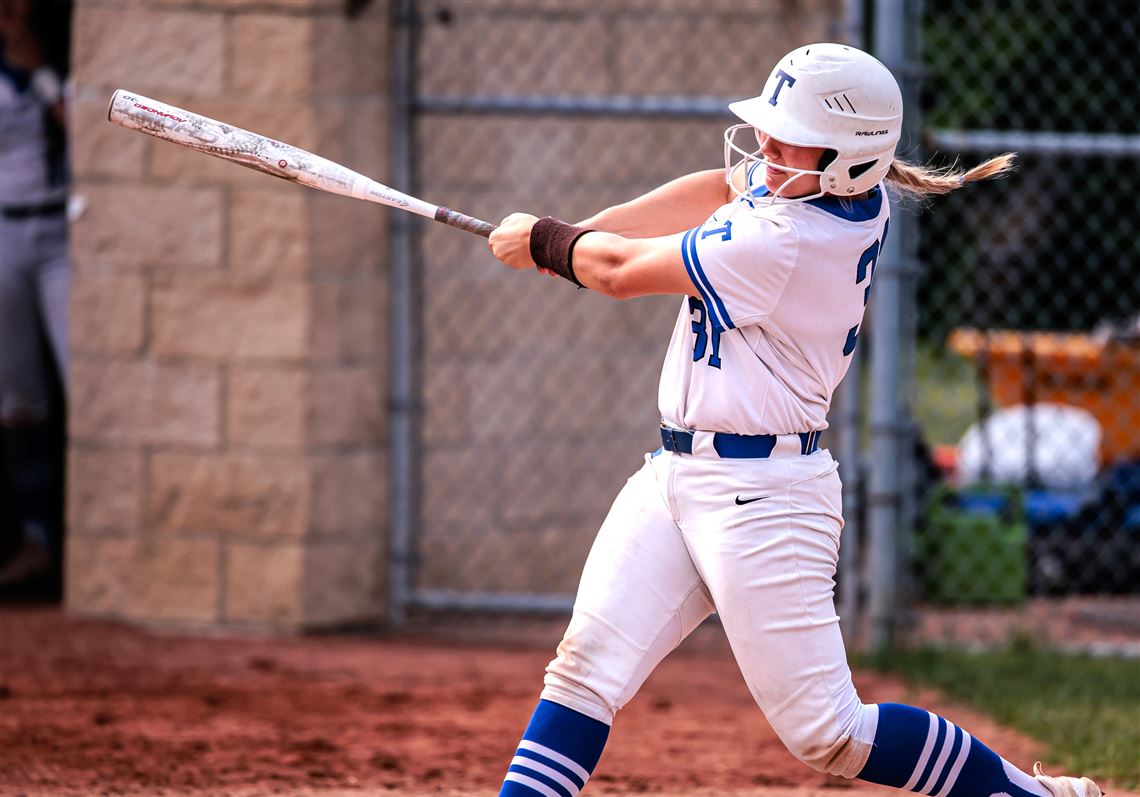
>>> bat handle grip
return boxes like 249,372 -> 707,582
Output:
435,207 -> 497,238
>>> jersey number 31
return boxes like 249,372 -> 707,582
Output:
689,297 -> 722,369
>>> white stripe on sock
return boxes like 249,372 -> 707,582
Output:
933,731 -> 972,797
903,712 -> 941,791
511,755 -> 581,797
517,740 -> 591,783
505,772 -> 564,797
922,724 -> 960,795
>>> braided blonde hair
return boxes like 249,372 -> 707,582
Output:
885,152 -> 1017,199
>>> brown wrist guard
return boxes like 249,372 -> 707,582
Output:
530,217 -> 595,288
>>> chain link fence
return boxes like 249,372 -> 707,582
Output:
396,0 -> 846,613
904,0 -> 1140,653
391,0 -> 1140,654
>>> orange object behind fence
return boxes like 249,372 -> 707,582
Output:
948,328 -> 1140,464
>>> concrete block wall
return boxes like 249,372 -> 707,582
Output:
66,0 -> 389,630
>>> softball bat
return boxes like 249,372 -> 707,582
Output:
106,89 -> 496,237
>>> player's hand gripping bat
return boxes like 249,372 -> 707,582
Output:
106,90 -> 496,237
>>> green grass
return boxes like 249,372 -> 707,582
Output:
914,342 -> 984,447
859,642 -> 1140,788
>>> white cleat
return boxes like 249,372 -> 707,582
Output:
1033,762 -> 1104,797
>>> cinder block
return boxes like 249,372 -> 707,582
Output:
69,185 -> 223,271
72,6 -> 225,95
309,192 -> 385,275
223,541 -> 303,626
342,96 -> 388,184
313,16 -> 388,95
301,537 -> 384,626
308,281 -> 341,362
233,15 -> 314,98
307,366 -> 384,446
70,361 -> 221,446
147,453 -> 311,538
310,451 -> 386,534
147,0 -> 330,7
70,95 -> 146,180
227,366 -> 307,448
339,279 -> 388,362
70,273 -> 145,355
230,189 -> 311,277
306,276 -> 387,363
67,447 -> 143,534
311,101 -> 349,167
127,536 -> 221,624
64,534 -> 134,618
151,278 -> 310,360
66,534 -> 222,625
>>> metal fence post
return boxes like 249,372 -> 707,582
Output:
835,0 -> 868,647
388,0 -> 419,626
866,0 -> 923,649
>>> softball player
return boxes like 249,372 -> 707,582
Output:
488,44 -> 1100,797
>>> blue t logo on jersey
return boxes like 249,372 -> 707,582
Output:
769,69 -> 796,106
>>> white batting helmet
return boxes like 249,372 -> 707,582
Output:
725,43 -> 903,201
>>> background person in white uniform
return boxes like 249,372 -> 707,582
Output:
0,0 -> 73,598
486,43 -> 1100,797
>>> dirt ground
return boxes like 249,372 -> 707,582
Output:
0,606 -> 1126,797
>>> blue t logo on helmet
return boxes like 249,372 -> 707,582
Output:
768,69 -> 797,107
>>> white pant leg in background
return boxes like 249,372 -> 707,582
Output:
673,449 -> 870,776
0,212 -> 70,423
542,453 -> 716,724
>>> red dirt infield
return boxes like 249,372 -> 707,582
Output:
1,606 -> 1115,797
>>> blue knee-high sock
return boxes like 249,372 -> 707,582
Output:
858,704 -> 1049,797
499,699 -> 610,797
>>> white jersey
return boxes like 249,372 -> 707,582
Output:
658,179 -> 890,436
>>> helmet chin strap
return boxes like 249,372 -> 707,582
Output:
768,170 -> 825,203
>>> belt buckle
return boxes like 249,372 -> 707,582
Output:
661,425 -> 682,452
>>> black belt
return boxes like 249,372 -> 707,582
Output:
660,426 -> 822,458
2,200 -> 67,220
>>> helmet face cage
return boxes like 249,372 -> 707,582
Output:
723,123 -> 830,205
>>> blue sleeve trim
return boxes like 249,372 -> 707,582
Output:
680,228 -> 713,321
682,226 -> 735,332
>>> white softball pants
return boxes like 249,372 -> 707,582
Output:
541,447 -> 875,777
